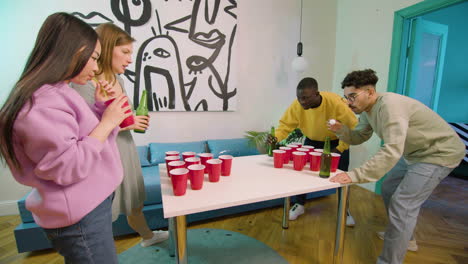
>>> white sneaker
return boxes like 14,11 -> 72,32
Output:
289,203 -> 305,220
140,230 -> 169,247
377,231 -> 418,252
346,212 -> 355,227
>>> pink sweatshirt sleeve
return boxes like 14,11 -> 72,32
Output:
15,106 -> 105,186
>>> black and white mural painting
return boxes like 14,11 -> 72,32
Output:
73,0 -> 238,111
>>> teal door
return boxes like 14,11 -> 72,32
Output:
404,18 -> 448,112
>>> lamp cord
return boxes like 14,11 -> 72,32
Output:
299,0 -> 303,42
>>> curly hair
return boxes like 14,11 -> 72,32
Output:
341,69 -> 378,89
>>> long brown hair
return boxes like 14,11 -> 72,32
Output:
95,23 -> 135,84
0,12 -> 98,170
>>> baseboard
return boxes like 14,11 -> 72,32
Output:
0,200 -> 19,216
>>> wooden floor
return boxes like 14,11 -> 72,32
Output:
1,176 -> 467,264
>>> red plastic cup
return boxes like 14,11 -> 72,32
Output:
198,153 -> 214,174
170,168 -> 189,196
184,157 -> 200,168
302,145 -> 315,152
279,147 -> 292,164
331,153 -> 341,172
206,159 -> 222,182
182,151 -> 196,160
165,156 -> 180,173
104,98 -> 134,128
219,155 -> 233,176
286,144 -> 299,160
273,150 -> 286,168
296,148 -> 310,163
309,152 -> 322,171
168,161 -> 185,177
292,151 -> 306,171
292,142 -> 302,148
188,164 -> 205,190
166,151 -> 180,157
314,149 -> 323,153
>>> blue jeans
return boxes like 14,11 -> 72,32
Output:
377,158 -> 453,264
43,194 -> 117,264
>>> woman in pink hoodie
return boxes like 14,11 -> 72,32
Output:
0,13 -> 130,263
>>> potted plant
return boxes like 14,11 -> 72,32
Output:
244,128 -> 304,155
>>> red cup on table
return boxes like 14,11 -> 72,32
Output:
206,159 -> 222,182
279,146 -> 292,164
286,144 -> 299,160
309,152 -> 322,171
292,142 -> 302,148
165,156 -> 180,173
302,145 -> 315,152
182,151 -> 196,160
331,153 -> 341,172
168,160 -> 185,177
188,164 -> 205,190
184,157 -> 200,168
273,150 -> 286,168
292,151 -> 306,171
104,97 -> 134,128
219,155 -> 233,176
198,153 -> 214,174
296,148 -> 310,163
170,168 -> 189,196
314,149 -> 323,153
166,151 -> 180,158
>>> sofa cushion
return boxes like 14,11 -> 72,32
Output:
141,165 -> 162,205
149,141 -> 207,165
207,138 -> 260,158
136,145 -> 151,167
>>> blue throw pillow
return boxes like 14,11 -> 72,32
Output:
149,141 -> 207,165
136,146 -> 151,167
207,138 -> 260,158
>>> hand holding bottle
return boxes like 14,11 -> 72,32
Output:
123,115 -> 149,131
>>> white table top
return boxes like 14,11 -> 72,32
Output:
160,154 -> 343,218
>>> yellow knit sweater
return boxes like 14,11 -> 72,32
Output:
275,91 -> 358,152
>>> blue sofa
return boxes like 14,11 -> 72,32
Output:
14,138 -> 335,252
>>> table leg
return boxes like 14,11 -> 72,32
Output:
168,216 -> 188,264
333,186 -> 349,264
282,196 -> 290,229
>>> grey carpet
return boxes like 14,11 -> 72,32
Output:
118,228 -> 288,264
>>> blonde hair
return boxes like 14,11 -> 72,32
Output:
95,23 -> 135,84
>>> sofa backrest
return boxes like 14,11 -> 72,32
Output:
148,141 -> 207,165
137,138 -> 261,165
207,138 -> 260,158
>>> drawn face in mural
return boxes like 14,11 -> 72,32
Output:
134,35 -> 187,111
70,41 -> 101,85
112,43 -> 133,74
186,0 -> 236,73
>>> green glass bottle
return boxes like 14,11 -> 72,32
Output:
319,136 -> 332,178
267,126 -> 276,157
134,90 -> 148,134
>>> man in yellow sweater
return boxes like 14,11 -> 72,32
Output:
271,77 -> 358,222
329,69 -> 465,264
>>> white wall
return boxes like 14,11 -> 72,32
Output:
332,0 -> 423,191
0,0 -> 337,216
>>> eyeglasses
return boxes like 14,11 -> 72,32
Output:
343,90 -> 366,103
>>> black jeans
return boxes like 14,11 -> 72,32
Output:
294,138 -> 350,205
